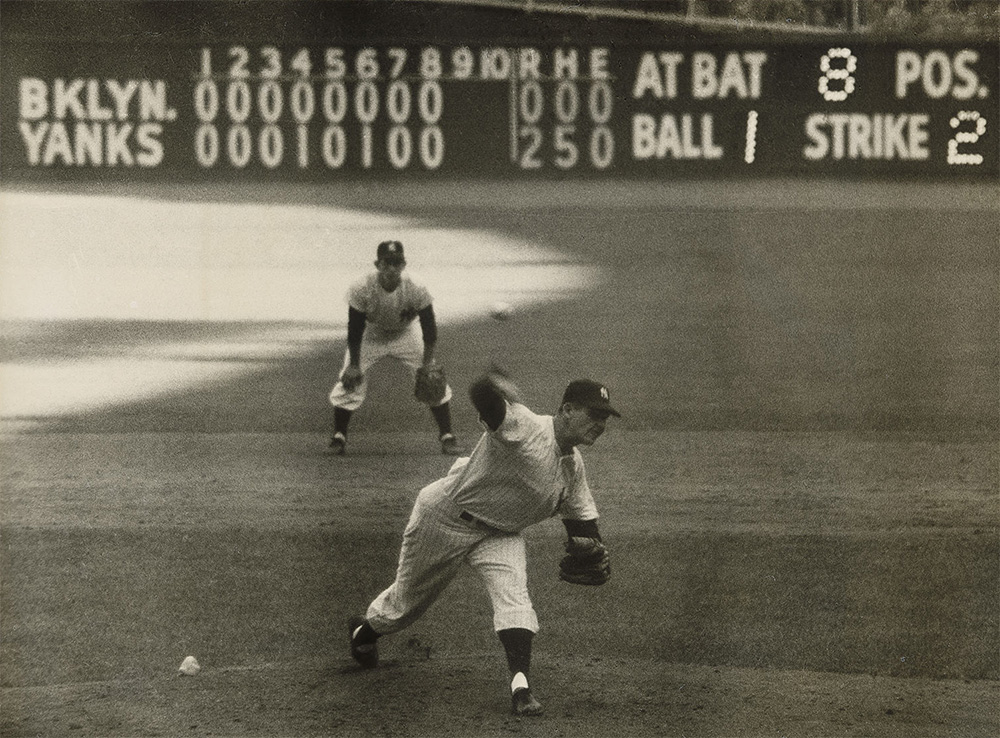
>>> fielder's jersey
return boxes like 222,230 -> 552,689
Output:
348,272 -> 432,339
440,401 -> 599,532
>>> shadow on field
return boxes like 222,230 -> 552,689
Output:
22,187 -> 998,436
2,181 -> 998,736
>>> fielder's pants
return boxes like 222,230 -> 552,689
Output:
366,481 -> 539,635
328,325 -> 453,411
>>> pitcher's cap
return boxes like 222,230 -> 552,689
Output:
562,379 -> 620,418
376,240 -> 405,263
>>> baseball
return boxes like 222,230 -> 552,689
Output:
490,302 -> 512,321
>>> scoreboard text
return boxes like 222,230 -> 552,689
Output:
4,38 -> 997,179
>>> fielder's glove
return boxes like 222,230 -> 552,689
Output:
559,536 -> 611,586
340,365 -> 364,391
414,363 -> 447,405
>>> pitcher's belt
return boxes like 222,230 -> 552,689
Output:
459,510 -> 505,534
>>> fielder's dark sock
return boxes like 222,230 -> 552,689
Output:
498,628 -> 533,677
334,407 -> 353,436
353,620 -> 380,645
430,401 -> 454,437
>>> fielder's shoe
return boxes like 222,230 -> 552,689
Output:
348,616 -> 378,669
440,433 -> 463,455
511,687 -> 544,717
329,432 -> 346,456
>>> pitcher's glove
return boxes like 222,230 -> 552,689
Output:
414,363 -> 447,405
559,536 -> 611,586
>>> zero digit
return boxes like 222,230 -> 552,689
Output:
418,81 -> 443,123
290,81 -> 315,123
554,82 -> 579,124
195,124 -> 219,166
355,82 -> 379,123
420,126 -> 444,169
228,125 -> 252,167
323,82 -> 348,122
387,81 -> 412,123
226,81 -> 252,122
588,82 -> 613,124
259,125 -> 284,168
322,125 -> 347,168
388,125 -> 413,169
519,82 -> 543,124
258,80 -> 283,123
589,126 -> 614,169
194,79 -> 219,122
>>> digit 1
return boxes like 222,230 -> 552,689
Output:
744,110 -> 758,164
508,73 -> 519,164
200,47 -> 212,78
297,125 -> 309,168
361,124 -> 374,168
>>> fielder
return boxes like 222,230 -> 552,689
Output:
348,371 -> 618,716
328,240 -> 462,455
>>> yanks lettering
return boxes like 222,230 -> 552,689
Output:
18,78 -> 175,167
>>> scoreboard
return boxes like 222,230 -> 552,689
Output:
2,2 -> 997,180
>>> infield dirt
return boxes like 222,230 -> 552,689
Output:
1,180 -> 998,736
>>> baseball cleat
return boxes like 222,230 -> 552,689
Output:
348,616 -> 378,669
329,432 -> 347,455
440,433 -> 463,455
511,687 -> 544,716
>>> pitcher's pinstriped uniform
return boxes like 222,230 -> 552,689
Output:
349,374 -> 619,715
366,401 -> 598,635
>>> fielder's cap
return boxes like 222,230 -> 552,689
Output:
562,379 -> 620,418
376,240 -> 405,263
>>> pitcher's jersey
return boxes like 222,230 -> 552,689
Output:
348,273 -> 432,339
439,401 -> 599,532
